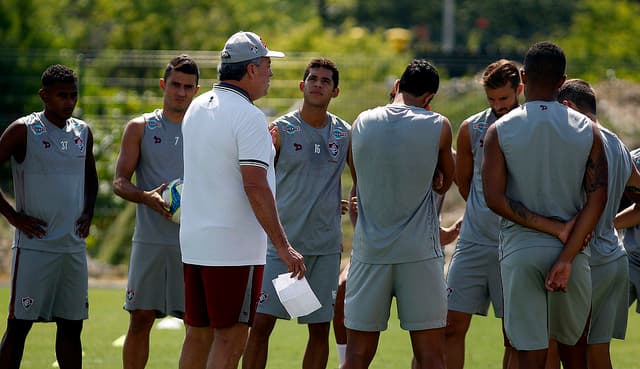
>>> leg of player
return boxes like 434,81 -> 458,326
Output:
123,309 -> 157,369
207,323 -> 248,369
54,318 -> 83,369
502,322 -> 518,369
178,325 -> 213,369
343,329 -> 380,369
519,349 -> 547,369
444,310 -> 472,369
587,343 -> 613,369
544,339 -> 560,369
333,265 -> 348,368
242,312 -> 277,369
0,319 -> 34,369
558,336 -> 587,369
410,327 -> 446,369
304,322 -> 331,369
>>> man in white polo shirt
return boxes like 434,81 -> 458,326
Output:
178,31 -> 306,369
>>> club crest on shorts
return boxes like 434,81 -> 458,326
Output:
259,291 -> 268,304
126,289 -> 135,301
446,287 -> 453,297
21,296 -> 34,310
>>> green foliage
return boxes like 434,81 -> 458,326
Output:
559,0 -> 640,82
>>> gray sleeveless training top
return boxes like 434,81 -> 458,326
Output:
267,111 -> 350,256
622,148 -> 640,266
458,108 -> 500,246
132,109 -> 182,245
495,101 -> 593,259
11,112 -> 89,253
351,104 -> 444,264
589,127 -> 630,266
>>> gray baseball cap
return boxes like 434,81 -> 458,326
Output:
220,31 -> 285,63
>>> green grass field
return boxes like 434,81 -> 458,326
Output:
1,286 -> 639,368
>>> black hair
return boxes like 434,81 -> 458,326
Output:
398,59 -> 439,97
303,58 -> 339,88
558,79 -> 597,116
523,41 -> 566,86
41,64 -> 77,87
165,54 -> 199,84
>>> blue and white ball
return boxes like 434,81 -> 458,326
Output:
162,178 -> 183,224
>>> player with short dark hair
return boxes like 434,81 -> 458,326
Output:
557,78 -> 640,369
344,59 -> 455,369
482,41 -> 608,369
113,54 -> 200,369
243,57 -> 350,369
0,64 -> 98,369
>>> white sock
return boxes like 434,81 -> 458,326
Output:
337,343 -> 347,368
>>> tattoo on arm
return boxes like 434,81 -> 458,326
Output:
584,150 -> 608,194
508,198 -> 535,223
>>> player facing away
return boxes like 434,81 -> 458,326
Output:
482,41 -> 608,369
344,59 -> 455,369
178,31 -> 306,369
0,64 -> 98,369
242,58 -> 350,369
112,55 -> 200,369
445,59 -> 521,369
554,79 -> 640,369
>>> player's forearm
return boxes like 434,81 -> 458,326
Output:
487,195 -> 564,237
558,187 -> 607,263
614,203 -> 640,229
112,176 -> 147,204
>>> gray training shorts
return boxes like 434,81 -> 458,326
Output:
447,239 -> 503,317
124,241 -> 184,318
9,248 -> 88,321
257,252 -> 340,324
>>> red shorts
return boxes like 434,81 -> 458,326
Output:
183,264 -> 264,328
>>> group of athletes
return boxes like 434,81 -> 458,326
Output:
0,30 -> 639,369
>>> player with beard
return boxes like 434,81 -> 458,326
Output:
445,59 -> 522,369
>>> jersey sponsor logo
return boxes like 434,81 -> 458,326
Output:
42,140 -> 51,149
472,121 -> 488,133
146,119 -> 161,130
126,289 -> 135,301
328,142 -> 339,158
21,296 -> 34,310
30,122 -> 46,136
283,123 -> 301,135
153,136 -> 162,144
540,104 -> 548,111
333,127 -> 349,140
294,143 -> 302,151
258,291 -> 268,304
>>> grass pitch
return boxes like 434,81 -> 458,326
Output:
0,286 -> 639,368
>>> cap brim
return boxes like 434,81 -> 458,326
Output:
266,50 -> 285,58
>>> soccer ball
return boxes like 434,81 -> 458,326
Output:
162,178 -> 183,224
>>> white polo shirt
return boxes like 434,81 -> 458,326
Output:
180,83 -> 275,266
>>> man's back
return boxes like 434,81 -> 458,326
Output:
351,104 -> 443,264
495,101 -> 593,256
